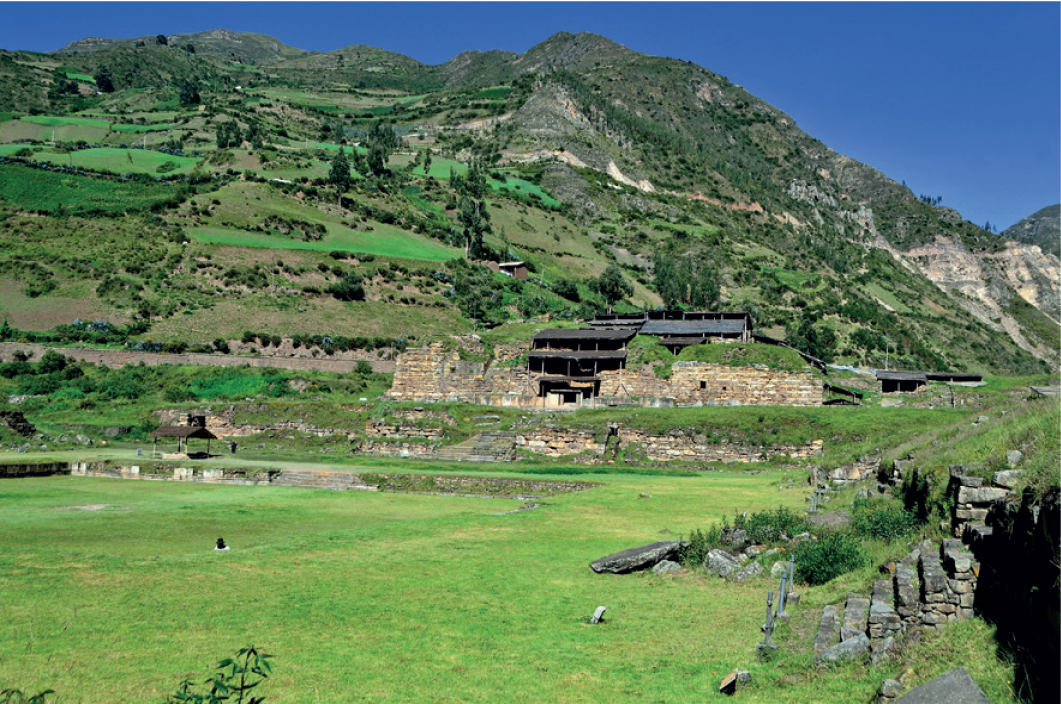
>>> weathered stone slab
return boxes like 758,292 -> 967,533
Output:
894,667 -> 991,704
957,486 -> 1010,505
816,633 -> 869,665
705,549 -> 741,577
814,604 -> 841,654
729,561 -> 764,582
590,540 -> 683,574
993,469 -> 1024,488
652,559 -> 681,574
841,595 -> 870,641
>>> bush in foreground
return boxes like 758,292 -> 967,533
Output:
792,530 -> 865,585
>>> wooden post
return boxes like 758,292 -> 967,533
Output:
787,556 -> 795,594
777,574 -> 787,615
763,591 -> 775,645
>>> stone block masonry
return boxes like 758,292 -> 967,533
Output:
387,337 -> 824,408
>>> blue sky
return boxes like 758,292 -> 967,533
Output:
2,2 -> 1058,231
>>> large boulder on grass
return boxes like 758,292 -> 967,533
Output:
705,549 -> 741,577
590,541 -> 684,574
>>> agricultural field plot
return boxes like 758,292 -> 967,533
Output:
8,147 -> 200,175
0,470 -> 1016,703
0,277 -> 116,331
184,180 -> 458,260
147,284 -> 469,341
0,118 -> 109,143
0,162 -> 182,214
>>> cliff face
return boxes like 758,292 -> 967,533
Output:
986,243 -> 1060,322
1002,204 -> 1060,259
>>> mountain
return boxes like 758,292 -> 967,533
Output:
1003,205 -> 1060,259
0,30 -> 1056,375
54,28 -> 309,65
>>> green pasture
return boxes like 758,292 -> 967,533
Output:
189,225 -> 457,261
0,162 -> 180,214
14,147 -> 199,175
0,467 -> 1016,703
57,66 -> 96,83
20,115 -> 111,130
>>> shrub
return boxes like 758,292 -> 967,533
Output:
792,531 -> 865,585
164,387 -> 197,403
681,525 -> 724,566
734,507 -> 808,545
354,360 -> 373,375
851,499 -> 920,541
212,338 -> 230,354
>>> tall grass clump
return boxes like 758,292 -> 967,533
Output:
850,498 -> 920,541
792,531 -> 865,585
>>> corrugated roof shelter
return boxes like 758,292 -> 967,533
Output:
532,329 -> 636,350
876,371 -> 927,394
640,319 -> 748,337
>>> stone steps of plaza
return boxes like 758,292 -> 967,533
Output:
435,431 -> 517,463
273,470 -> 375,491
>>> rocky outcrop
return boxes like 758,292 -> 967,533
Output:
590,540 -> 684,574
986,242 -> 1061,322
0,410 -> 36,437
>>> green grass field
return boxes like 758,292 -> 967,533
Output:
11,147 -> 200,175
0,162 -> 180,214
189,223 -> 456,261
0,468 -> 1017,703
20,115 -> 111,130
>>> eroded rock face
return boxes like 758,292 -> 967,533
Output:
590,540 -> 684,574
986,242 -> 1061,322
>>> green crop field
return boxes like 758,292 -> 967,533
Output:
0,468 -> 1017,703
189,225 -> 458,261
111,123 -> 179,133
11,147 -> 200,175
20,115 -> 112,130
0,162 -> 181,214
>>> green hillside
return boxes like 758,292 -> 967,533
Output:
0,30 -> 1052,375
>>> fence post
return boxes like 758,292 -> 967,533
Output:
787,555 -> 796,592
763,591 -> 775,645
777,574 -> 787,615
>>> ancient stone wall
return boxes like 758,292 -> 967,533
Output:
388,338 -> 824,408
0,462 -> 69,477
618,429 -> 823,463
155,407 -> 356,439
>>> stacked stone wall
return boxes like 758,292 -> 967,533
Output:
388,339 -> 824,408
619,429 -> 823,463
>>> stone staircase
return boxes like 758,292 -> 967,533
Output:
813,539 -> 980,660
272,469 -> 377,491
434,431 -> 517,463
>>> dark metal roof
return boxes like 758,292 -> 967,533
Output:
924,372 -> 984,382
875,371 -> 927,382
150,426 -> 218,439
591,313 -> 648,322
533,329 -> 636,343
528,350 -> 627,360
537,376 -> 600,383
659,337 -> 711,346
640,319 -> 747,336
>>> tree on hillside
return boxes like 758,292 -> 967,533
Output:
215,120 -> 241,149
365,121 -> 398,176
591,264 -> 634,313
422,149 -> 432,176
156,34 -> 168,45
178,79 -> 200,106
458,196 -> 488,259
94,67 -> 115,93
653,252 -> 720,310
785,314 -> 837,363
329,148 -> 352,206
